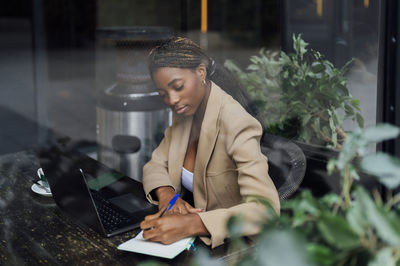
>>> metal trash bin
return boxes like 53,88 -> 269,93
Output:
96,27 -> 172,181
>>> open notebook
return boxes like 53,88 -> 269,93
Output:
117,230 -> 195,259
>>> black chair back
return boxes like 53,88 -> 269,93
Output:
261,133 -> 306,199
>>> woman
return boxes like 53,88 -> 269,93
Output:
140,37 -> 280,248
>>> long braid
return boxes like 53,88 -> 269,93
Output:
148,37 -> 264,132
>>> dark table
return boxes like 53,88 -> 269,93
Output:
0,150 -> 252,265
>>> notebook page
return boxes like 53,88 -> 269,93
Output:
117,230 -> 195,259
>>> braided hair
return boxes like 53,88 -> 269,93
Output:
148,37 -> 262,128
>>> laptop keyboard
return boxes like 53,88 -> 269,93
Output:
91,192 -> 132,233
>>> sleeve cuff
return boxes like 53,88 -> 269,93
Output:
197,202 -> 274,249
142,174 -> 176,204
197,209 -> 230,248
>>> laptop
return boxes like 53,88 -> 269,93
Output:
38,146 -> 158,237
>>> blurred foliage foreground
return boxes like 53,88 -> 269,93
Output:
139,124 -> 400,266
199,124 -> 400,266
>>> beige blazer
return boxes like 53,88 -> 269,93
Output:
142,82 -> 280,248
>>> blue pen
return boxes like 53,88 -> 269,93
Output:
159,193 -> 180,217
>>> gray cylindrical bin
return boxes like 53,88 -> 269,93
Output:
96,27 -> 172,182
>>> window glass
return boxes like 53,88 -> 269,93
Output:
0,0 -> 380,182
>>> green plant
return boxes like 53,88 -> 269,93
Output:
225,34 -> 364,149
207,123 -> 400,266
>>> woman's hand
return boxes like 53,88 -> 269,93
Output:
140,213 -> 209,245
154,186 -> 202,215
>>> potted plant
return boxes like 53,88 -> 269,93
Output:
224,34 -> 364,150
225,34 -> 369,195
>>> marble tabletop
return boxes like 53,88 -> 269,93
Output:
0,150 -> 251,265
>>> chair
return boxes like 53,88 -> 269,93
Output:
261,133 -> 306,200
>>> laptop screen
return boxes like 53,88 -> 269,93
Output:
40,152 -> 105,233
37,146 -> 157,236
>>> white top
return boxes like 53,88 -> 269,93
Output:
181,167 -> 194,192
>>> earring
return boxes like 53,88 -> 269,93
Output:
202,79 -> 206,85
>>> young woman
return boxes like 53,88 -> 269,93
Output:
140,37 -> 280,248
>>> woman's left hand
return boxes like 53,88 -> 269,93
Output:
140,213 -> 208,245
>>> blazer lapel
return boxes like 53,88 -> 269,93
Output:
193,82 -> 224,210
168,114 -> 192,192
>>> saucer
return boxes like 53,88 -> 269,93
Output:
31,180 -> 52,197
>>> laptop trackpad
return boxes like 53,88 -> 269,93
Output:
109,193 -> 154,214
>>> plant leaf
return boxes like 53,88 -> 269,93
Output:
328,117 -> 335,133
356,113 -> 364,128
322,126 -> 330,138
361,153 -> 400,189
306,243 -> 336,266
363,123 -> 400,143
313,117 -> 320,138
336,139 -> 358,169
224,60 -> 243,74
302,114 -> 312,127
349,164 -> 360,181
345,104 -> 355,116
320,193 -> 341,207
317,212 -> 360,249
327,159 -> 336,175
367,248 -> 396,266
301,128 -> 312,143
247,64 -> 260,71
298,196 -> 321,216
355,187 -> 400,246
311,62 -> 325,73
293,34 -> 308,61
346,196 -> 368,236
334,84 -> 349,97
351,99 -> 361,109
227,215 -> 244,238
332,132 -> 337,149
256,230 -> 313,266
190,248 -> 225,266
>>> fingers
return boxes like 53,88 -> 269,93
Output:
167,198 -> 194,215
140,215 -> 186,245
142,227 -> 158,241
140,219 -> 154,231
142,227 -> 174,245
171,205 -> 187,215
183,202 -> 204,213
188,208 -> 204,213
143,209 -> 163,221
140,216 -> 168,243
144,213 -> 159,221
141,223 -> 167,243
140,209 -> 169,231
